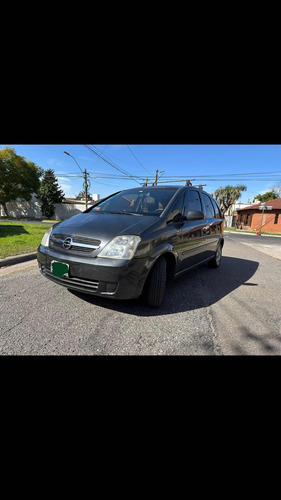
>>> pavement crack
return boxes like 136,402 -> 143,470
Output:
1,312 -> 30,337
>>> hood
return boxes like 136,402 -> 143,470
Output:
52,212 -> 158,243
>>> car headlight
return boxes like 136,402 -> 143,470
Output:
98,235 -> 141,260
40,227 -> 53,247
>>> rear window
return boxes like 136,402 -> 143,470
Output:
91,188 -> 177,216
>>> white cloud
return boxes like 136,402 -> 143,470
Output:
57,176 -> 71,182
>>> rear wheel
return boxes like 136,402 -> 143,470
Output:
208,243 -> 222,268
146,257 -> 166,307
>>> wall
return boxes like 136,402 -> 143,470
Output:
0,200 -> 87,220
224,214 -> 237,227
238,210 -> 281,233
251,211 -> 281,233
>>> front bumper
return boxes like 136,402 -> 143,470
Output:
37,245 -> 149,300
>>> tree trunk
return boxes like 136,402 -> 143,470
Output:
1,202 -> 8,217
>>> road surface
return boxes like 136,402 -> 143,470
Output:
0,232 -> 280,355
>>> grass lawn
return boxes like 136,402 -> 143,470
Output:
0,222 -> 52,259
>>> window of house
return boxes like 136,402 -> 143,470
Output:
246,214 -> 252,226
274,213 -> 279,224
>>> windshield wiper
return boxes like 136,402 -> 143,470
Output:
103,211 -> 142,216
92,210 -> 143,216
117,212 -> 143,216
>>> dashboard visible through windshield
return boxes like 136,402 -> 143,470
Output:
91,188 -> 177,216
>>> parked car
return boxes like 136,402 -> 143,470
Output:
37,185 -> 224,307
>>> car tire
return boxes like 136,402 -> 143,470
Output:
208,243 -> 222,268
146,256 -> 167,308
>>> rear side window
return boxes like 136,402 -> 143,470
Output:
210,197 -> 222,219
200,193 -> 215,218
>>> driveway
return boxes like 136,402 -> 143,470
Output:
0,232 -> 280,355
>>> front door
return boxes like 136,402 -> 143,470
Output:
178,189 -> 207,272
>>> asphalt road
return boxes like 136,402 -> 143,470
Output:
0,232 -> 281,355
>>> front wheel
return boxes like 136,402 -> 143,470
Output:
146,257 -> 167,307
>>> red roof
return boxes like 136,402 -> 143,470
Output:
237,198 -> 281,211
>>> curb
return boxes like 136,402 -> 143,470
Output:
0,252 -> 37,268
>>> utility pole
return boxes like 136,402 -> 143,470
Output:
64,151 -> 90,210
84,169 -> 90,210
257,202 -> 273,235
153,169 -> 165,185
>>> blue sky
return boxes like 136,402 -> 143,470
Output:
1,144 -> 281,203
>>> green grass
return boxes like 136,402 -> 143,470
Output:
0,222 -> 52,259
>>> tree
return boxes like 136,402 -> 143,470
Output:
76,190 -> 91,200
0,147 -> 44,216
38,169 -> 65,219
214,184 -> 247,216
270,184 -> 281,197
253,191 -> 278,203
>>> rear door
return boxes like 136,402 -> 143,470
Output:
199,192 -> 221,258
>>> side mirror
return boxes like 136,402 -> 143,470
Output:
166,213 -> 185,225
173,213 -> 184,224
185,210 -> 205,221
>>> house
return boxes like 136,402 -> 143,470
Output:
236,198 -> 281,233
224,201 -> 257,227
64,194 -> 100,205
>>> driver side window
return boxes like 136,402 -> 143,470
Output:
184,190 -> 202,214
167,192 -> 185,222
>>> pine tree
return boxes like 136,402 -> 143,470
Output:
38,169 -> 65,219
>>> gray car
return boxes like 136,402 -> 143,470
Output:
37,185 -> 224,307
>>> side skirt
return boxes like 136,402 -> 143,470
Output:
174,256 -> 214,279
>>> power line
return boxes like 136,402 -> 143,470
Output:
85,145 -> 132,176
84,145 -> 142,184
158,170 -> 281,178
126,145 -> 154,176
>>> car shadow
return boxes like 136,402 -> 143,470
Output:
68,256 -> 259,317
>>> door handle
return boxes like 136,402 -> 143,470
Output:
203,226 -> 210,235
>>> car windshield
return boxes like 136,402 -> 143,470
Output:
91,188 -> 178,216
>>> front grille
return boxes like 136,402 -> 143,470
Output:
50,233 -> 101,254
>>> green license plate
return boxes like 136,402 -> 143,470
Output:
51,261 -> 69,277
